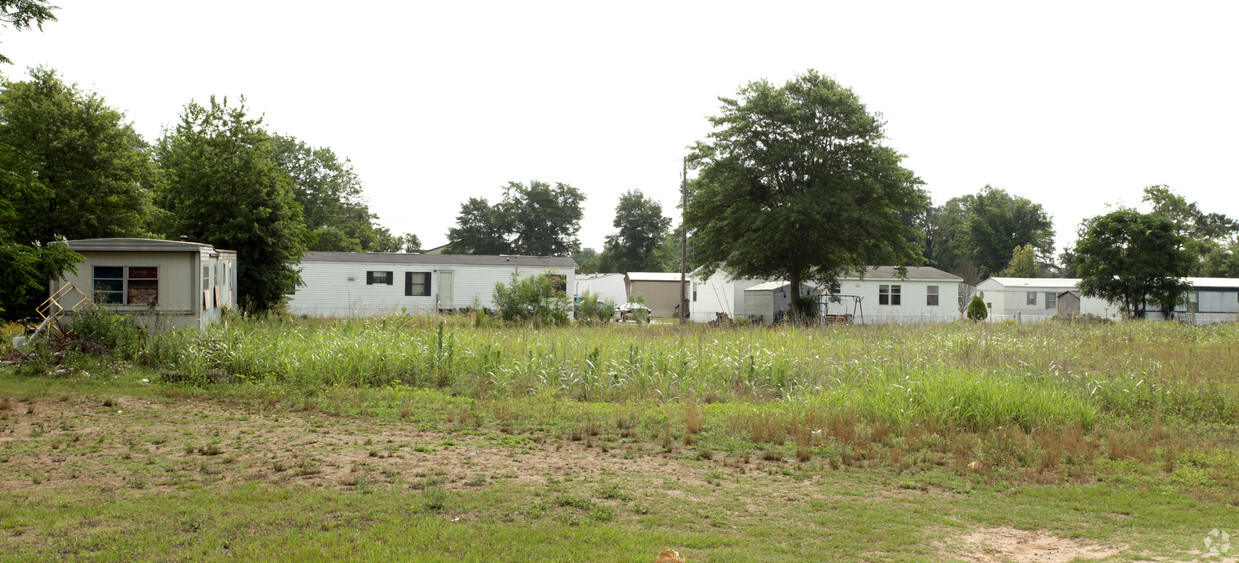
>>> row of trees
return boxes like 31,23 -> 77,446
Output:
443,184 -> 679,275
0,67 -> 418,317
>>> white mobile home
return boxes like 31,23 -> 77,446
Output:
691,266 -> 962,325
977,276 -> 1239,323
289,252 -> 576,317
1176,278 -> 1239,323
687,267 -> 770,323
49,238 -> 238,330
836,267 -> 964,324
976,277 -> 1122,321
574,273 -> 628,305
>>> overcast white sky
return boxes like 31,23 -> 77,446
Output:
7,1 -> 1238,256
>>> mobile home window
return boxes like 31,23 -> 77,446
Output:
1026,292 -> 1037,305
93,266 -> 158,305
1045,292 -> 1056,309
547,274 -> 567,295
405,272 -> 431,296
367,271 -> 393,285
879,284 -> 901,305
926,285 -> 939,306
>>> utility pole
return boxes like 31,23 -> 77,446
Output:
679,158 -> 688,325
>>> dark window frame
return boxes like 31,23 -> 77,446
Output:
367,271 -> 394,286
879,284 -> 901,306
405,272 -> 431,296
93,265 -> 159,305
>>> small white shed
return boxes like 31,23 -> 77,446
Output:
289,252 -> 577,317
742,281 -> 820,324
49,238 -> 238,330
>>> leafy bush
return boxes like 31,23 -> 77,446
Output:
575,291 -> 613,325
492,271 -> 571,326
628,292 -> 649,323
966,295 -> 988,322
67,306 -> 145,358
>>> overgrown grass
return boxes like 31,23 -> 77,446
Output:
138,315 -> 1237,427
10,313 -> 1239,481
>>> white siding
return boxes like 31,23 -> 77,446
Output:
289,260 -> 575,318
688,270 -> 770,323
574,274 -> 628,305
840,278 -> 962,324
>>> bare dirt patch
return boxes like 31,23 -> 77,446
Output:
942,526 -> 1125,562
0,394 -> 793,496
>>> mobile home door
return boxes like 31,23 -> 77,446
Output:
438,271 -> 453,309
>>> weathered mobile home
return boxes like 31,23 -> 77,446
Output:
289,252 -> 576,317
49,238 -> 238,330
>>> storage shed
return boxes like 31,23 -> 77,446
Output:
289,252 -> 576,317
742,281 -> 819,324
49,238 -> 238,330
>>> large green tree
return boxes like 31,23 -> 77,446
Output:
999,244 -> 1038,277
269,134 -> 418,253
960,186 -> 1054,276
1074,209 -> 1194,319
444,197 -> 513,255
1142,185 -> 1238,275
599,189 -> 671,273
921,187 -> 1054,278
444,181 -> 585,256
685,70 -> 927,318
0,67 -> 156,243
155,96 -> 306,312
506,180 -> 584,256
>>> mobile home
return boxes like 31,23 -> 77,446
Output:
49,238 -> 238,330
289,252 -> 576,317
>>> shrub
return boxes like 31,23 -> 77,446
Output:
66,306 -> 145,358
574,291 -> 613,325
966,295 -> 988,322
492,271 -> 571,326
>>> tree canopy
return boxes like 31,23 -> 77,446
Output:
1142,185 -> 1238,275
1074,209 -> 1194,319
0,67 -> 156,243
921,187 -> 1055,278
445,181 -> 584,256
999,244 -> 1038,277
155,96 -> 307,312
269,135 -> 417,253
599,189 -> 672,273
685,70 -> 927,318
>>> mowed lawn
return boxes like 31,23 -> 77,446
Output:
0,317 -> 1236,561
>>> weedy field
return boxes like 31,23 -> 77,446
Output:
1,314 -> 1236,561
